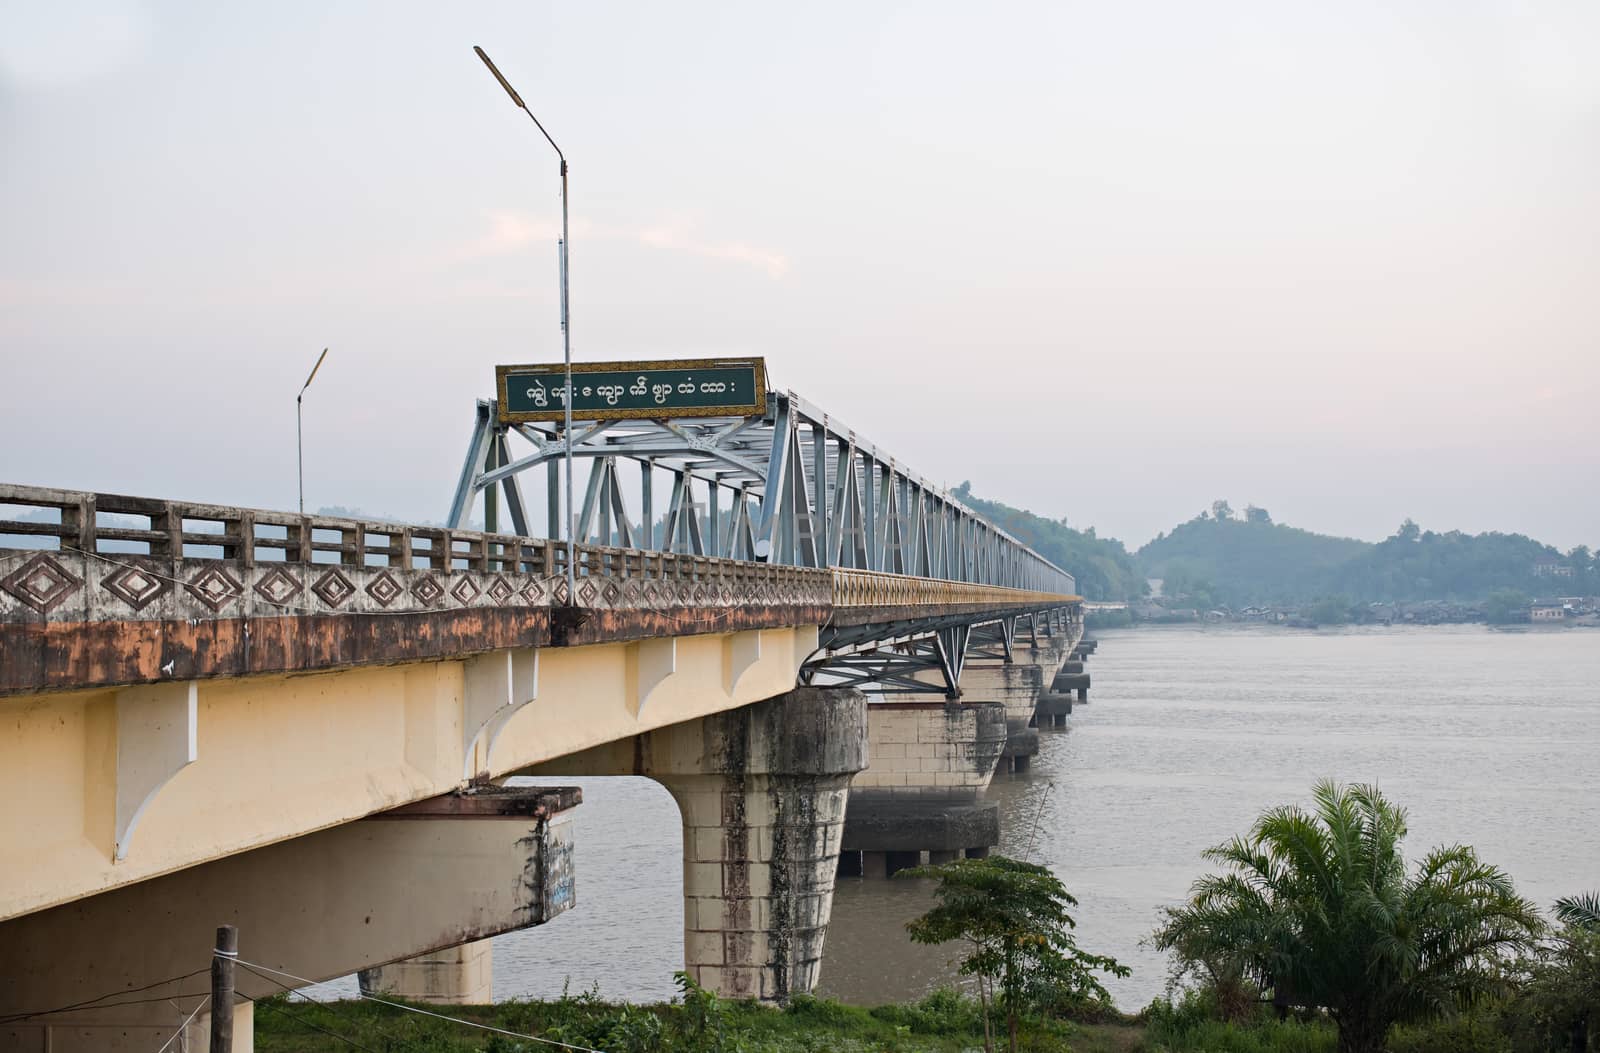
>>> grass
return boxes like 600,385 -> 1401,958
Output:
250,982 -> 1122,1053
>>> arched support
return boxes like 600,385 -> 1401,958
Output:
114,681 -> 198,863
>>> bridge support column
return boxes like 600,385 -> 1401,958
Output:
840,701 -> 1004,873
654,686 -> 866,1002
528,686 -> 867,1003
957,662 -> 1044,771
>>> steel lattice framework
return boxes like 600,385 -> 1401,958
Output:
448,389 -> 1082,698
449,390 -> 1074,596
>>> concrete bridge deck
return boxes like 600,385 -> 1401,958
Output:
0,478 -> 1086,1048
0,484 -> 1074,697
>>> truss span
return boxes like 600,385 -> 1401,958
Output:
449,390 -> 1075,597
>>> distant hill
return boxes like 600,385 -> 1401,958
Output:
951,484 -> 1147,601
1137,509 -> 1370,607
1134,502 -> 1589,607
1329,524 -> 1575,603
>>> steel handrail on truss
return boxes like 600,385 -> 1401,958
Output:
449,390 -> 1077,596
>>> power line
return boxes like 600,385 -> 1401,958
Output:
246,993 -> 383,1053
152,996 -> 209,1053
231,955 -> 610,1053
233,965 -> 401,1053
0,969 -> 210,1026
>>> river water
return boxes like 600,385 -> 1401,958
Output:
317,625 -> 1600,1009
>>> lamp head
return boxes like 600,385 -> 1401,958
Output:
474,46 -> 527,110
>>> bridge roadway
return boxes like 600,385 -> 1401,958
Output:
0,477 -> 1085,1050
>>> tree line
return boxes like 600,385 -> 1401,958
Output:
1140,502 -> 1594,608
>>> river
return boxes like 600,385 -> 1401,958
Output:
315,624 -> 1600,1009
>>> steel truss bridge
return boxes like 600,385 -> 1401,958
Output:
447,388 -> 1081,697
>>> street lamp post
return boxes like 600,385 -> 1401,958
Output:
297,347 -> 329,516
473,45 -> 577,603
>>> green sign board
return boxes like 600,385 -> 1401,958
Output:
496,358 -> 767,422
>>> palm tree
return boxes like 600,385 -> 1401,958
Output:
1154,781 -> 1544,1053
1555,893 -> 1600,933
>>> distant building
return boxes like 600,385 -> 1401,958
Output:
1530,604 -> 1567,621
1533,559 -> 1574,578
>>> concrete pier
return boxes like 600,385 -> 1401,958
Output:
1054,671 -> 1091,702
1037,691 -> 1073,726
850,701 -> 1006,800
532,686 -> 868,1003
842,700 -> 1006,873
959,662 -> 1045,769
843,799 -> 1002,875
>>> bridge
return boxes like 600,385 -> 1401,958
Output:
0,365 -> 1093,1051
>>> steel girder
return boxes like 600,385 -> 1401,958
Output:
800,626 -> 974,698
447,391 -> 1076,596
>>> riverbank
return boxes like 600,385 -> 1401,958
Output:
250,990 -> 1534,1053
252,988 -> 1145,1052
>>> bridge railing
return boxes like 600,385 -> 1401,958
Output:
830,568 -> 1078,610
1,485 -> 1078,620
0,484 -> 564,574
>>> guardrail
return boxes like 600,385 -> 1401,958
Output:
1,486 -> 1075,620
831,568 -> 1078,610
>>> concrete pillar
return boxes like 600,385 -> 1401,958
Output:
851,701 -> 1006,801
656,689 -> 865,1003
843,701 -> 1005,870
927,849 -> 959,865
958,661 -> 1044,728
532,686 -> 868,1003
360,938 -> 493,1004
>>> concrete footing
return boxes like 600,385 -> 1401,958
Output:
1000,726 -> 1039,772
1053,671 -> 1090,702
840,796 -> 1000,876
1037,692 -> 1073,726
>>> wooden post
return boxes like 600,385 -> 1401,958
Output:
210,924 -> 237,1052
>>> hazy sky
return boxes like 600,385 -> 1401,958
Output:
2,1 -> 1596,550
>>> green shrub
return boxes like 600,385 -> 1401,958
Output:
1144,994 -> 1335,1053
1389,1011 -> 1512,1053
